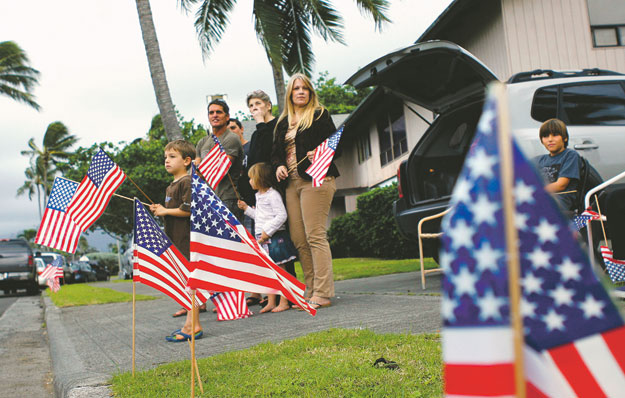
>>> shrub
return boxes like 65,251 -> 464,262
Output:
328,184 -> 418,259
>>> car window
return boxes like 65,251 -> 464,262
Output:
561,82 -> 625,125
39,255 -> 55,264
0,241 -> 29,253
531,86 -> 558,122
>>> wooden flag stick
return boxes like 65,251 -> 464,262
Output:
494,83 -> 526,398
287,156 -> 308,173
132,281 -> 136,377
190,291 -> 196,398
126,175 -> 154,205
226,173 -> 241,201
113,193 -> 149,206
187,341 -> 204,393
595,194 -> 608,244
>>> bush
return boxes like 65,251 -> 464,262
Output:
328,184 -> 418,259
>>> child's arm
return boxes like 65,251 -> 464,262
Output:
150,204 -> 190,218
238,200 -> 255,219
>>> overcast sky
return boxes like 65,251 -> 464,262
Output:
0,0 -> 451,248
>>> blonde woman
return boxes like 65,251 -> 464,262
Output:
271,73 -> 339,309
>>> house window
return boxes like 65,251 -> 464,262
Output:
377,97 -> 408,167
587,0 -> 625,47
357,134 -> 371,164
592,26 -> 625,47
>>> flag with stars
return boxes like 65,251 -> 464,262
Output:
35,177 -> 82,253
41,257 -> 64,293
66,148 -> 126,232
198,133 -> 231,190
306,126 -> 343,187
210,291 -> 252,321
187,165 -> 316,315
132,199 -> 207,310
572,209 -> 603,231
440,88 -> 625,398
600,246 -> 625,283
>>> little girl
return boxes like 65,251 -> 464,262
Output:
237,162 -> 298,313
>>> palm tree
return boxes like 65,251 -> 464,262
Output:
20,121 -> 78,207
134,0 -> 184,141
180,0 -> 390,112
16,159 -> 53,219
0,41 -> 41,110
17,229 -> 37,243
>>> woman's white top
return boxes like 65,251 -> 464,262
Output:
243,187 -> 287,237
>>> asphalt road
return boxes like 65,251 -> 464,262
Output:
0,295 -> 18,317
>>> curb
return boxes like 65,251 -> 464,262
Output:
43,296 -> 111,398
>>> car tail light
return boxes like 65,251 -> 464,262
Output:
397,166 -> 403,199
28,255 -> 33,266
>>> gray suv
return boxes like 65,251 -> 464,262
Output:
347,41 -> 625,260
0,239 -> 37,295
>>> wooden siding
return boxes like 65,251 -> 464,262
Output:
501,0 -> 625,77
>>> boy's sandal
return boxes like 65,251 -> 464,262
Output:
165,330 -> 203,343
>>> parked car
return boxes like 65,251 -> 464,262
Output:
0,239 -> 37,295
68,261 -> 97,283
346,40 -> 625,260
35,257 -> 49,287
89,261 -> 110,281
35,252 -> 70,285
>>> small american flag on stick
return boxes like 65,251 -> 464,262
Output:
306,126 -> 343,187
198,133 -> 231,189
132,199 -> 207,310
41,257 -> 64,292
572,208 -> 603,231
600,245 -> 625,283
210,291 -> 252,321
35,177 -> 82,253
67,148 -> 126,232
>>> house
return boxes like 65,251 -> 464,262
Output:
333,0 -> 625,217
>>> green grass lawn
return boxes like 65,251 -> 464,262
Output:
46,284 -> 156,307
111,328 -> 443,397
294,257 -> 436,282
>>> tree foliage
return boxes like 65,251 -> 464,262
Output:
328,184 -> 418,259
57,115 -> 206,240
315,71 -> 372,114
0,40 -> 41,110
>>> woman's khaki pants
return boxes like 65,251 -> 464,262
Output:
285,176 -> 336,299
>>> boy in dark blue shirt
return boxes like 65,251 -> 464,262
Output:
535,118 -> 580,212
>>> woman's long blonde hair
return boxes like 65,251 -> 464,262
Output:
277,73 -> 324,131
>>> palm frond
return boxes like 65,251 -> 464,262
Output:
353,0 -> 391,31
281,0 -> 314,76
193,0 -> 237,59
304,0 -> 344,43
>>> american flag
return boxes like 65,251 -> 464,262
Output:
41,257 -> 64,293
198,133 -> 231,189
305,126 -> 343,187
440,90 -> 625,398
187,165 -> 316,315
132,198 -> 207,310
600,245 -> 625,283
572,208 -> 603,231
67,148 -> 126,232
210,291 -> 252,321
35,177 -> 82,253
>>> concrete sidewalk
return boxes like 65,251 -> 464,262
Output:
45,271 -> 443,397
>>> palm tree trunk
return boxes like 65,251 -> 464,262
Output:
135,0 -> 183,141
269,57 -> 286,114
36,184 -> 42,220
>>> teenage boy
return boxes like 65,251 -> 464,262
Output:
535,118 -> 580,212
195,99 -> 244,221
150,139 -> 204,342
